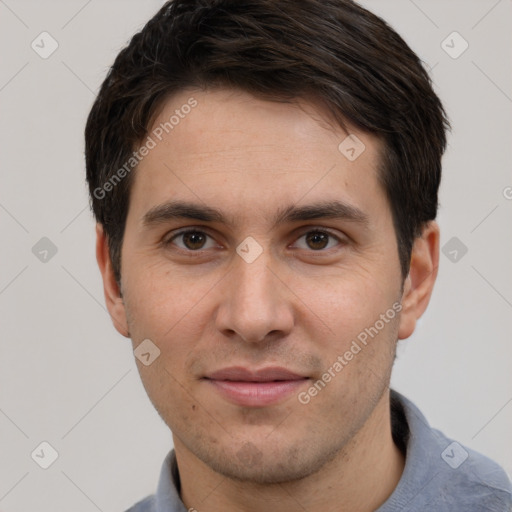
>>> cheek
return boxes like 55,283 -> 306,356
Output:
136,356 -> 210,440
291,267 -> 397,345
122,258 -> 219,341
293,269 -> 400,400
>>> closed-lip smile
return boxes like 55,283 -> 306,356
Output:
203,366 -> 309,406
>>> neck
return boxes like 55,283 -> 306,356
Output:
175,390 -> 404,512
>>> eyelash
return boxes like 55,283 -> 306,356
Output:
163,227 -> 346,254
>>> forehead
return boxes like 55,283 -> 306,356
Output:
129,87 -> 387,225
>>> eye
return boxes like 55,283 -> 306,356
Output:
293,229 -> 343,251
165,229 -> 217,251
163,227 -> 345,254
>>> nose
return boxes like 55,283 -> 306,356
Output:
214,246 -> 294,344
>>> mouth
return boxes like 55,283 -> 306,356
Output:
203,366 -> 310,407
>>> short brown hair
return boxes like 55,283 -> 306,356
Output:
85,0 -> 449,284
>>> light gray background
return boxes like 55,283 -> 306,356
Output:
1,0 -> 511,510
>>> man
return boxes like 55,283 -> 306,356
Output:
85,0 -> 512,510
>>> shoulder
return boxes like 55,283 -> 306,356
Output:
432,434 -> 512,510
383,391 -> 512,511
124,495 -> 155,512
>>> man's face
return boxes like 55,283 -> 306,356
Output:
115,88 -> 406,483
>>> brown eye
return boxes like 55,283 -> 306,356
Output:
167,230 -> 216,251
182,232 -> 207,250
305,231 -> 330,250
293,229 -> 343,252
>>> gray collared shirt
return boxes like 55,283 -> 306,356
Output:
126,391 -> 512,511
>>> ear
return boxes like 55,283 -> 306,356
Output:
95,223 -> 130,338
398,221 -> 440,340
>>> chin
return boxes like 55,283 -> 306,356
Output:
196,438 -> 343,485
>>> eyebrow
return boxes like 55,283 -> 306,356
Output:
141,199 -> 369,229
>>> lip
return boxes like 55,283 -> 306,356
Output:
204,366 -> 309,407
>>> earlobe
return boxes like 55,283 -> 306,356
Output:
398,221 -> 440,340
95,223 -> 130,338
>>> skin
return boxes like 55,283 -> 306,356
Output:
96,87 -> 439,512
